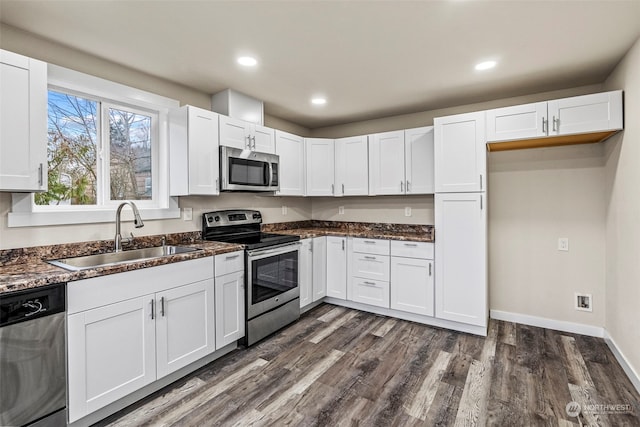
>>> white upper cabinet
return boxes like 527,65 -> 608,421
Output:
486,90 -> 623,147
275,130 -> 305,196
486,101 -> 548,142
335,135 -> 368,196
169,106 -> 219,196
434,111 -> 486,193
405,126 -> 434,195
0,50 -> 47,192
547,90 -> 623,136
219,115 -> 275,153
368,130 -> 405,195
305,138 -> 335,196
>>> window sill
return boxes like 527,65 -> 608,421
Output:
8,195 -> 180,227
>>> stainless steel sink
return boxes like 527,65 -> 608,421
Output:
47,245 -> 201,271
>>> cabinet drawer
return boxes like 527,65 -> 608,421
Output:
351,277 -> 390,308
390,241 -> 434,259
352,253 -> 390,281
352,238 -> 390,255
215,251 -> 244,277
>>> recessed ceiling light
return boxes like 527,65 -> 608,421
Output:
475,60 -> 497,71
311,97 -> 327,105
237,56 -> 257,67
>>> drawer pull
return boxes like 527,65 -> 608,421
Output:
363,281 -> 377,286
364,255 -> 377,260
403,243 -> 418,247
364,240 -> 376,244
225,254 -> 240,260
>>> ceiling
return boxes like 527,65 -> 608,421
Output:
1,1 -> 639,129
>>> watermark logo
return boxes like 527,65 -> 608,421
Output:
566,401 -> 581,418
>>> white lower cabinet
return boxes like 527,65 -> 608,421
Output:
67,296 -> 156,422
350,277 -> 390,308
67,257 -> 217,423
312,236 -> 327,301
348,238 -> 391,309
390,256 -> 434,317
326,236 -> 347,299
214,251 -> 245,349
215,270 -> 244,349
299,238 -> 313,308
156,280 -> 216,379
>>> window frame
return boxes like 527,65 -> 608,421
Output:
8,64 -> 180,227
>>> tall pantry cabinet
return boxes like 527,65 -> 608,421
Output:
434,111 -> 488,334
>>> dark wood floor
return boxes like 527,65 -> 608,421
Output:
97,304 -> 640,426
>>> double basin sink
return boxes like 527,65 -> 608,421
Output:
48,245 -> 200,271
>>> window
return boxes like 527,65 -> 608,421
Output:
8,64 -> 180,227
36,90 -> 158,207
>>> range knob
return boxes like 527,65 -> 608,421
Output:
214,216 -> 220,222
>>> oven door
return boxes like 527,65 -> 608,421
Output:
220,146 -> 279,192
246,243 -> 300,320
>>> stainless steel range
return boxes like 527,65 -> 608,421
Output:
202,210 -> 300,346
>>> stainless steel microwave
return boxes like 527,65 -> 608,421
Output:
220,146 -> 279,192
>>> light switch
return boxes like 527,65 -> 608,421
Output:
183,208 -> 193,221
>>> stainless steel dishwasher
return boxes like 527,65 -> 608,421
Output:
0,283 -> 66,427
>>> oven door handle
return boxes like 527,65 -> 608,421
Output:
247,242 -> 301,258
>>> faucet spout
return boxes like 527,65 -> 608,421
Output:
114,201 -> 145,252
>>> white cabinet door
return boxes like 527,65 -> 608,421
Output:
391,257 -> 434,316
305,138 -> 335,196
215,270 -> 245,349
253,124 -> 276,153
299,238 -> 313,308
275,130 -> 305,196
434,112 -> 486,193
67,296 -> 156,423
312,236 -> 327,301
155,279 -> 216,379
369,130 -> 405,195
548,90 -> 623,136
350,277 -> 390,308
169,106 -> 219,196
219,115 -> 251,150
326,236 -> 347,299
486,102 -> 548,142
405,126 -> 434,194
0,50 -> 47,192
435,193 -> 487,327
335,135 -> 368,196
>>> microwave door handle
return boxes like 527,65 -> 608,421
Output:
268,162 -> 273,187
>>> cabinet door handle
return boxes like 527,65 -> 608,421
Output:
406,181 -> 410,193
400,181 -> 404,192
480,174 -> 483,190
150,299 -> 155,320
252,135 -> 256,149
246,135 -> 251,149
216,178 -> 219,192
480,194 -> 484,210
553,116 -> 559,132
342,183 -> 345,194
429,263 -> 432,276
342,239 -> 345,250
542,117 -> 547,134
331,184 -> 334,195
38,163 -> 44,186
160,297 -> 165,317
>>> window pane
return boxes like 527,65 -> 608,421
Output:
35,91 -> 98,206
109,108 -> 152,200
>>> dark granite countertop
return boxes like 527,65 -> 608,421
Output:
0,232 -> 242,295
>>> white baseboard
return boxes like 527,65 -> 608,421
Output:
603,330 -> 640,395
490,309 -> 605,337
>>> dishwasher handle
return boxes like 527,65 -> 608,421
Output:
0,283 -> 66,327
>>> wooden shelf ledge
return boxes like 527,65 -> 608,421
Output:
486,130 -> 620,152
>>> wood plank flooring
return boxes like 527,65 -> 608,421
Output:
96,304 -> 640,426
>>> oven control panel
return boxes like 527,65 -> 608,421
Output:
203,210 -> 262,228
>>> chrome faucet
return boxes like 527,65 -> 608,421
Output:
114,201 -> 145,252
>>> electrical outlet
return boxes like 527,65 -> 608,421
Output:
405,207 -> 412,217
575,293 -> 592,312
183,207 -> 193,221
282,205 -> 288,216
339,206 -> 345,215
558,237 -> 569,251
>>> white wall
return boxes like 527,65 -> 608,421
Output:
603,37 -> 640,379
